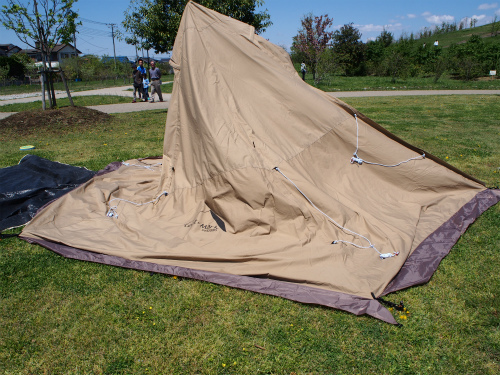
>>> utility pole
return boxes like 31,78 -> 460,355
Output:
73,31 -> 79,80
110,23 -> 117,69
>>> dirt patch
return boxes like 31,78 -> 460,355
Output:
477,76 -> 498,81
0,106 -> 112,137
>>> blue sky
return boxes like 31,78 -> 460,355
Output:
1,0 -> 500,60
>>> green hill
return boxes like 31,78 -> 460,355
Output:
417,21 -> 500,47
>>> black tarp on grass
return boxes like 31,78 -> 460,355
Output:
0,155 -> 96,232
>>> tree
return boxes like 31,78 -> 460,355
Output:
122,0 -> 272,54
376,28 -> 393,48
491,15 -> 500,37
1,0 -> 79,109
291,14 -> 334,80
332,23 -> 365,76
381,48 -> 408,83
448,35 -> 485,80
415,43 -> 445,82
365,29 -> 393,75
0,55 -> 26,79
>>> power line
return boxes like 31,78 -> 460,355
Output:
78,36 -> 108,51
79,27 -> 111,38
77,17 -> 120,67
79,17 -> 109,26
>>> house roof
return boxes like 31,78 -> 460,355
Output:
0,44 -> 22,55
18,43 -> 81,55
0,43 -> 20,49
18,49 -> 39,54
52,43 -> 81,54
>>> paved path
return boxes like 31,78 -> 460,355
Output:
0,83 -> 172,119
86,99 -> 169,114
1,86 -> 499,120
0,82 -> 172,104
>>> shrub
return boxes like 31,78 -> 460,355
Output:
0,56 -> 26,78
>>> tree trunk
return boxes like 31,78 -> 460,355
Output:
33,0 -> 51,110
43,68 -> 52,109
40,48 -> 53,108
60,69 -> 74,106
40,71 -> 46,110
47,56 -> 57,107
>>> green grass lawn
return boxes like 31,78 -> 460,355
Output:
304,74 -> 500,92
1,96 -> 499,374
0,95 -> 132,112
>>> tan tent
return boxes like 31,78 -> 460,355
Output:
21,2 -> 500,324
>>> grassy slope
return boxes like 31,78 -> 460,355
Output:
418,22 -> 500,47
0,96 -> 499,374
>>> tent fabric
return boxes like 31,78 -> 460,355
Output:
22,185 -> 499,326
0,154 -> 96,232
20,2 -> 499,323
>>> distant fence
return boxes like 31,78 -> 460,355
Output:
0,78 -> 31,87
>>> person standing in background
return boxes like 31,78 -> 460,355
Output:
300,62 -> 307,81
137,58 -> 149,101
131,65 -> 143,103
149,60 -> 164,103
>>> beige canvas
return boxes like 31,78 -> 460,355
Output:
22,2 -> 491,312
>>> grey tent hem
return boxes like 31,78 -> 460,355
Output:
20,188 -> 499,324
382,188 -> 500,296
20,235 -> 398,324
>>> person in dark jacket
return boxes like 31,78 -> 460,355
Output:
132,65 -> 143,103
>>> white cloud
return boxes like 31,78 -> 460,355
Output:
461,14 -> 488,27
360,24 -> 384,32
425,14 -> 455,24
496,9 -> 500,15
478,3 -> 498,10
355,23 -> 403,33
407,14 -> 417,19
422,11 -> 431,17
471,14 -> 487,21
386,23 -> 404,30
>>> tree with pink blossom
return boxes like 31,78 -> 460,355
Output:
291,14 -> 334,80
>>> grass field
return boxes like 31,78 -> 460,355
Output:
1,96 -> 499,374
304,74 -> 500,92
0,95 -> 131,112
